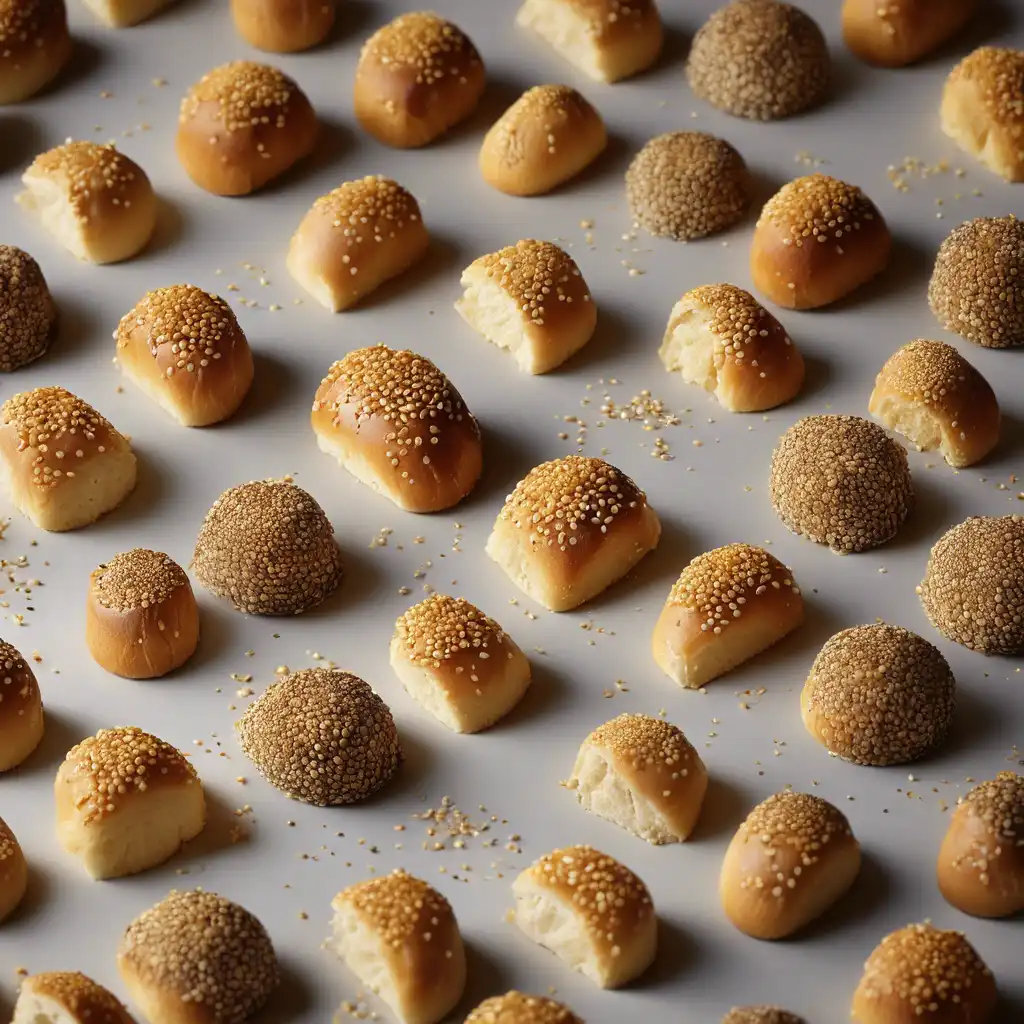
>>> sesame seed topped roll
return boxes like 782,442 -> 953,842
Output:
842,0 -> 978,69
486,455 -> 661,612
0,245 -> 57,372
329,870 -> 466,1024
465,992 -> 583,1024
513,844 -> 657,988
354,12 -> 485,149
723,1009 -> 805,1024
0,638 -> 44,772
0,0 -> 70,104
176,61 -> 317,196
13,972 -> 137,1024
0,816 -> 27,923
0,386 -> 137,533
231,0 -> 334,53
312,344 -> 482,513
456,240 -> 596,374
287,176 -> 429,312
751,174 -> 891,309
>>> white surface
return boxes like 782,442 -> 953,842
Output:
1,1 -> 1023,1021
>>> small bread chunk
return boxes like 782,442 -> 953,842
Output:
330,870 -> 466,1024
465,991 -> 583,1023
0,639 -> 44,771
0,816 -> 27,922
842,0 -> 978,68
83,0 -> 170,27
13,972 -> 136,1024
0,0 -> 71,104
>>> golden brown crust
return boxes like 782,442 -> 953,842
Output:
0,638 -> 43,772
0,0 -> 71,104
19,972 -> 137,1024
0,815 -> 27,922
465,991 -> 583,1023
230,0 -> 334,52
0,245 -> 57,372
842,0 -> 978,67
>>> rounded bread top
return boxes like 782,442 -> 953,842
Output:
0,245 -> 55,373
393,593 -> 512,670
757,173 -> 882,243
358,11 -> 482,85
0,638 -> 39,722
25,142 -> 149,218
465,991 -> 582,1023
947,47 -> 1024,130
91,549 -> 190,614
179,60 -> 306,131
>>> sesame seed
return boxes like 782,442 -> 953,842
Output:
465,991 -> 582,1023
90,549 -> 189,613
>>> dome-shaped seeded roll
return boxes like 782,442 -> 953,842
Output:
842,0 -> 978,68
86,549 -> 200,680
455,240 -> 596,374
928,216 -> 1024,349
659,284 -> 805,412
237,668 -> 400,805
311,345 -> 482,513
720,792 -> 861,941
117,890 -> 279,1024
18,142 -> 156,264
192,479 -> 343,615
465,991 -> 583,1024
329,870 -> 466,1024
869,340 -> 1000,469
723,1009 -> 805,1024
801,624 -> 955,766
516,0 -> 663,84
686,0 -> 830,121
0,639 -> 44,772
287,176 -> 429,312
918,515 -> 1024,655
176,61 -> 317,196
0,0 -> 70,104
0,245 -> 56,371
941,47 -> 1024,183
626,132 -> 751,242
0,816 -> 27,922
567,713 -> 708,844
354,12 -> 485,149
0,386 -> 137,532
486,455 -> 661,612
13,973 -> 137,1024
513,844 -> 656,988
231,0 -> 334,52
653,543 -> 804,690
390,594 -> 531,733
480,85 -> 607,197
851,923 -> 997,1024
769,415 -> 913,553
751,174 -> 890,309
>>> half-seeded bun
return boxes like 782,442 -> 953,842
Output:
0,0 -> 71,103
13,973 -> 137,1024
231,0 -> 334,52
842,0 -> 978,68
0,816 -> 27,922
0,639 -> 44,772
465,992 -> 583,1024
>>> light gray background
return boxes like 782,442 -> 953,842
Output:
1,1 -> 1022,1021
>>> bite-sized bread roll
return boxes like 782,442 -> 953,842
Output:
480,85 -> 607,196
19,142 -> 156,264
465,991 -> 583,1024
192,479 -> 343,615
720,791 -> 860,940
801,624 -> 955,766
176,61 -> 317,196
390,594 -> 531,733
869,340 -> 999,468
938,771 -> 1024,919
0,386 -> 137,532
659,284 -> 804,412
13,973 -> 137,1024
653,543 -> 803,689
237,668 -> 400,805
513,844 -> 656,988
0,639 -> 44,772
0,0 -> 70,104
941,47 -> 1024,183
86,549 -> 199,680
722,1009 -> 805,1024
568,713 -> 708,844
83,0 -> 169,27
118,890 -> 279,1024
0,816 -> 27,922
487,455 -> 660,611
851,923 -> 997,1024
115,285 -> 254,427
287,176 -> 429,312
516,0 -> 663,84
354,12 -> 485,148
842,0 -> 977,68
330,870 -> 465,1024
0,245 -> 56,372
312,345 -> 482,512
455,240 -> 596,374
56,726 -> 205,879
231,0 -> 334,52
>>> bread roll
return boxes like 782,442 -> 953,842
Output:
659,285 -> 804,412
653,543 -> 803,689
0,386 -> 137,532
455,240 -> 596,374
568,713 -> 708,844
56,726 -> 205,879
465,992 -> 583,1023
354,12 -> 485,148
287,176 -> 429,312
842,0 -> 977,68
487,455 -> 660,612
0,816 -> 27,923
390,594 -> 531,733
0,0 -> 70,104
513,844 -> 656,988
86,549 -> 200,680
516,0 -> 663,84
18,142 -> 156,264
329,870 -> 465,1024
83,0 -> 170,27
941,47 -> 1024,183
720,791 -> 861,940
176,61 -> 317,196
118,890 -> 279,1024
480,85 -> 607,196
751,174 -> 890,309
938,771 -> 1024,919
722,1009 -> 804,1024
231,0 -> 333,52
0,245 -> 56,372
311,345 -> 482,512
0,639 -> 44,772
13,972 -> 137,1024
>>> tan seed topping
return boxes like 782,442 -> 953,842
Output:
722,1008 -> 805,1024
686,283 -> 789,355
26,142 -> 142,221
394,594 -> 509,668
466,991 -> 582,1023
488,85 -> 599,166
310,176 -> 421,247
875,340 -> 980,408
91,549 -> 188,613
24,973 -> 135,1024
758,174 -> 879,248
586,713 -> 699,777
0,245 -> 55,372
360,12 -> 481,85
0,0 -> 59,46
946,47 -> 1024,138
180,61 -> 299,131
337,869 -> 454,949
949,771 -> 1024,885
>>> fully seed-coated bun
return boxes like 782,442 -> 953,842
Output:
0,246 -> 56,372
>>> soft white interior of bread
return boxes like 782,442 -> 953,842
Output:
330,902 -> 401,1017
516,0 -> 604,80
314,431 -> 405,508
870,394 -> 944,454
287,245 -> 344,313
659,304 -> 718,394
513,876 -> 601,984
119,356 -> 188,426
942,83 -> 998,173
455,270 -> 533,372
388,639 -> 462,732
12,989 -> 70,1024
485,528 -> 548,605
18,175 -> 89,262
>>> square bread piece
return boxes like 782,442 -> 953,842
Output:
390,594 -> 531,733
84,0 -> 172,26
